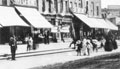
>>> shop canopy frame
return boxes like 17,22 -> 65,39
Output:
0,6 -> 29,27
15,6 -> 53,28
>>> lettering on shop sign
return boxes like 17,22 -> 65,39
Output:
14,0 -> 37,7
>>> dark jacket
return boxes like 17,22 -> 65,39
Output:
9,38 -> 17,50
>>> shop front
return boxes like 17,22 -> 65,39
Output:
15,6 -> 54,44
0,6 -> 29,44
50,15 -> 72,42
72,13 -> 118,40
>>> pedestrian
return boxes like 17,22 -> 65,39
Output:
44,30 -> 47,44
61,33 -> 65,43
91,39 -> 98,52
86,39 -> 93,55
104,36 -> 113,51
44,30 -> 50,44
82,37 -> 88,56
46,30 -> 50,44
9,35 -> 17,60
76,40 -> 82,56
27,35 -> 33,51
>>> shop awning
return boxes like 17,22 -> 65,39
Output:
74,13 -> 110,29
105,20 -> 118,30
96,19 -> 118,30
0,6 -> 29,27
15,6 -> 53,28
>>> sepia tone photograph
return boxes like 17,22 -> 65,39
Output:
0,0 -> 120,69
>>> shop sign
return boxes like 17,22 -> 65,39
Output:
62,18 -> 72,23
14,0 -> 37,7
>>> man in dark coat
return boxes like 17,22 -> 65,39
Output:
9,35 -> 17,60
44,30 -> 50,44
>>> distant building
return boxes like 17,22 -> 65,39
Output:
102,5 -> 120,39
108,5 -> 120,10
102,5 -> 120,25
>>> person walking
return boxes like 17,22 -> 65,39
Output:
82,37 -> 88,56
86,39 -> 93,56
44,30 -> 47,44
46,30 -> 50,44
27,36 -> 33,51
44,30 -> 50,44
9,35 -> 17,60
61,33 -> 65,43
76,40 -> 82,56
104,36 -> 113,51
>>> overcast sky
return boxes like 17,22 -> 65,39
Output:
101,0 -> 120,8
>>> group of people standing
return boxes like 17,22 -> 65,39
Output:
70,35 -> 118,56
74,37 -> 98,56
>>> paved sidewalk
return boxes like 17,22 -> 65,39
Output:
0,40 -> 120,69
0,46 -> 120,69
0,40 -> 120,55
0,42 -> 70,56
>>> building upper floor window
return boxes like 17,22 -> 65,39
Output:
75,2 -> 77,7
42,0 -> 45,12
0,0 -> 7,5
48,0 -> 52,13
85,1 -> 88,14
70,2 -> 73,8
91,2 -> 94,16
65,1 -> 68,13
79,3 -> 81,8
54,0 -> 58,13
97,6 -> 99,16
79,0 -> 83,8
75,2 -> 77,12
60,0 -> 63,13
